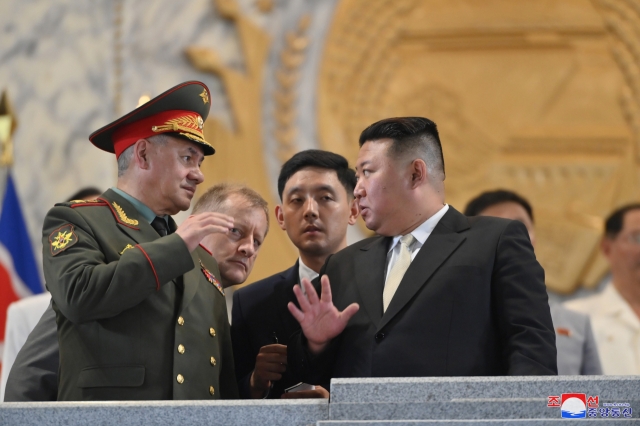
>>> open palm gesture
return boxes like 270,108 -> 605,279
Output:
287,275 -> 359,354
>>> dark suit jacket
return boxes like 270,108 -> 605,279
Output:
42,189 -> 238,401
289,207 -> 557,382
231,262 -> 310,398
4,301 -> 58,401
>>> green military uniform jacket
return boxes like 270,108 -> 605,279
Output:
42,189 -> 238,401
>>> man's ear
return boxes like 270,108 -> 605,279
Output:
348,197 -> 359,225
409,159 -> 428,188
275,204 -> 287,231
601,236 -> 612,259
133,139 -> 152,169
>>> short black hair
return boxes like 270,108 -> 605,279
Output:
277,150 -> 357,200
358,117 -> 445,180
66,187 -> 102,202
604,203 -> 640,238
464,189 -> 534,223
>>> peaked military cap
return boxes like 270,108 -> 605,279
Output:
89,81 -> 215,158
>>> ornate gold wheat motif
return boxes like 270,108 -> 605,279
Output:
273,14 -> 311,163
112,202 -> 139,226
593,0 -> 640,162
152,115 -> 203,133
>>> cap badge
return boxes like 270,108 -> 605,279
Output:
200,260 -> 224,295
199,89 -> 209,105
49,224 -> 78,256
151,114 -> 211,148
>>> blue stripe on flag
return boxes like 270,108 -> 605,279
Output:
0,172 -> 43,294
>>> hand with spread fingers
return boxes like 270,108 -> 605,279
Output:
280,385 -> 329,399
249,343 -> 288,399
287,275 -> 359,355
175,212 -> 234,252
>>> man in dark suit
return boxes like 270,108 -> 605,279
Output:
231,150 -> 358,398
287,117 -> 557,382
464,189 -> 602,375
40,81 -> 240,401
4,182 -> 268,401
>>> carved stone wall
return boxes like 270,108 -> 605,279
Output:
3,0 -> 640,293
316,0 -> 640,293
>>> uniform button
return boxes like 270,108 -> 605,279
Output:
209,386 -> 215,396
177,316 -> 184,326
177,374 -> 184,384
178,344 -> 185,354
209,327 -> 216,337
210,356 -> 216,366
374,332 -> 385,343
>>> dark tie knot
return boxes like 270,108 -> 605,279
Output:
151,216 -> 169,237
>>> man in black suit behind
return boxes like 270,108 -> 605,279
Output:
287,117 -> 557,382
231,150 -> 358,398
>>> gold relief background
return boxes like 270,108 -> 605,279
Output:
317,0 -> 640,293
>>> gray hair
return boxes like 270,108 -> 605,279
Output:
117,134 -> 168,177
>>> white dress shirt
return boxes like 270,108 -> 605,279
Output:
564,282 -> 640,375
298,257 -> 319,296
385,204 -> 449,282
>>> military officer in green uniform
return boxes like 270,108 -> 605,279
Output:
42,81 -> 239,400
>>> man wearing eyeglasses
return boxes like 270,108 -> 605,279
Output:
565,203 -> 640,375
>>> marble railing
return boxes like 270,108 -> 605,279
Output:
1,376 -> 638,425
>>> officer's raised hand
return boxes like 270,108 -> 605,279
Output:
176,212 -> 234,252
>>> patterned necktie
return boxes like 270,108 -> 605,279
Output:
151,216 -> 169,237
383,234 -> 416,312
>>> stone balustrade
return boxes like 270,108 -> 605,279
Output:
1,376 -> 638,425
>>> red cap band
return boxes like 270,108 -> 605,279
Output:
112,110 -> 208,158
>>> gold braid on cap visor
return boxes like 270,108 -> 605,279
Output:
151,115 -> 212,148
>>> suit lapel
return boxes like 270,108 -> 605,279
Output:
276,263 -> 301,339
377,207 -> 469,331
355,236 -> 390,325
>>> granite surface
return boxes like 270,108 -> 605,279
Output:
329,400 -> 639,421
2,377 -> 638,424
328,377 -> 639,422
317,421 -> 640,425
329,377 -> 640,404
0,399 -> 329,426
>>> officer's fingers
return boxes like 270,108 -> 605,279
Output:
192,211 -> 234,222
201,224 -> 231,235
198,215 -> 234,229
